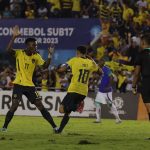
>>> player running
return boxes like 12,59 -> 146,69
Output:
94,59 -> 122,124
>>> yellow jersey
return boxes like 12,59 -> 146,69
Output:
13,50 -> 45,86
96,46 -> 105,60
55,72 -> 62,89
72,0 -> 80,12
122,5 -> 134,21
42,79 -> 48,91
67,57 -> 98,96
47,0 -> 61,10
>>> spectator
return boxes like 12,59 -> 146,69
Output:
99,0 -> 111,21
47,0 -> 61,18
72,0 -> 81,18
41,70 -> 49,91
60,0 -> 73,18
25,5 -> 35,19
2,6 -> 13,18
37,4 -> 48,19
87,0 -> 99,18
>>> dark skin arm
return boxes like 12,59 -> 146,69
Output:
41,44 -> 55,70
132,65 -> 141,94
7,25 -> 21,56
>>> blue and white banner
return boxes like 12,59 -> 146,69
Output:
0,19 -> 101,50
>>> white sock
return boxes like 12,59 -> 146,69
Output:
110,103 -> 120,120
95,103 -> 101,122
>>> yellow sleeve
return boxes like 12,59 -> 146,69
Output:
66,57 -> 76,68
15,49 -> 21,57
36,54 -> 45,66
90,60 -> 98,72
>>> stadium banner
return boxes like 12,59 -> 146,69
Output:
0,91 -> 95,117
0,91 -> 139,119
100,92 -> 139,120
0,19 -> 100,50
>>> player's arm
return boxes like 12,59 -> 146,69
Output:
132,65 -> 141,94
6,25 -> 21,56
86,55 -> 103,74
108,74 -> 114,88
90,32 -> 101,47
41,44 -> 55,69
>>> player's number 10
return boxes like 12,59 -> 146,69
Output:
78,69 -> 90,84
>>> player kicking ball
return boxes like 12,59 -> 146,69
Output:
54,46 -> 100,134
94,59 -> 122,124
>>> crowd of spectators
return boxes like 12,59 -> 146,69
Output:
0,0 -> 150,93
0,0 -> 149,20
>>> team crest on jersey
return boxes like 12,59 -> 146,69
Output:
32,59 -> 35,64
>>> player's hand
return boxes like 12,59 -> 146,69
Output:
12,25 -> 21,38
48,43 -> 55,55
132,86 -> 137,95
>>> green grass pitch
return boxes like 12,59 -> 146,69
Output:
0,116 -> 150,150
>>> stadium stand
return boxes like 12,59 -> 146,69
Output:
0,0 -> 150,93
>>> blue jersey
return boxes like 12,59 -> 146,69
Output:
99,66 -> 112,93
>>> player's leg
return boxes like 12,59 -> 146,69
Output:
141,79 -> 150,121
94,92 -> 107,123
56,112 -> 70,133
56,93 -> 85,133
94,101 -> 101,123
24,87 -> 57,129
35,100 -> 57,128
144,103 -> 150,120
106,92 -> 121,123
2,85 -> 21,130
55,93 -> 72,133
111,103 -> 122,123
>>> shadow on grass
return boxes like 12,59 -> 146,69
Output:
78,140 -> 99,145
67,133 -> 94,136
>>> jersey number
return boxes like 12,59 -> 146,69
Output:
25,63 -> 29,69
78,69 -> 90,84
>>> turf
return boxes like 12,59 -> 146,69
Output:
0,116 -> 150,150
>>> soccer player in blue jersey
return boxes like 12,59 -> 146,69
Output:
94,59 -> 121,123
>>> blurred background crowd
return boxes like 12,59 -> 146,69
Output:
0,0 -> 150,92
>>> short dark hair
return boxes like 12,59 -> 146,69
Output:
25,38 -> 37,44
141,33 -> 150,45
77,45 -> 87,54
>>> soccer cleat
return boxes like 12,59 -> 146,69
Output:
93,120 -> 101,123
115,119 -> 122,124
0,127 -> 7,132
53,127 -> 61,134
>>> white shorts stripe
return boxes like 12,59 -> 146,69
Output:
95,91 -> 112,104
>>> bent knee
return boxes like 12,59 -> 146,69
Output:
59,105 -> 65,113
145,103 -> 150,112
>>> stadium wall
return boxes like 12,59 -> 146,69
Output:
0,91 -> 144,120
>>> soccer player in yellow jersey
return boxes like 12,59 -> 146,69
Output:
1,25 -> 57,132
54,46 -> 99,133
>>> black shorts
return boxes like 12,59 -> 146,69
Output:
12,84 -> 42,104
61,92 -> 86,113
141,77 -> 150,103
